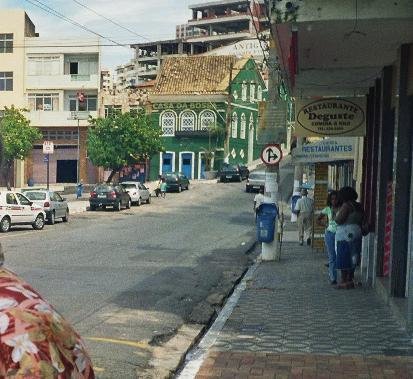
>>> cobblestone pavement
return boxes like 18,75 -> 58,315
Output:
194,231 -> 413,378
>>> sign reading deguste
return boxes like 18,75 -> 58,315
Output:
295,98 -> 366,137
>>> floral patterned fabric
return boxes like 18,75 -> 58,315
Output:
0,268 -> 95,378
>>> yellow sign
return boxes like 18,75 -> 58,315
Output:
295,98 -> 366,136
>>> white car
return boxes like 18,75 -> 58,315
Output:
120,182 -> 151,206
0,191 -> 46,232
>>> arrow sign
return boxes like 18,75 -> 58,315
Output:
261,144 -> 283,166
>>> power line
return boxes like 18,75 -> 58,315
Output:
70,0 -> 150,42
23,0 -> 127,48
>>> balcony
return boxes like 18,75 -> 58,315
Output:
188,12 -> 250,26
25,74 -> 99,90
187,31 -> 252,43
26,111 -> 98,127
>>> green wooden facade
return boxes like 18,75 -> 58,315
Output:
148,59 -> 266,181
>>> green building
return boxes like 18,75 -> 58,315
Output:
148,55 -> 266,181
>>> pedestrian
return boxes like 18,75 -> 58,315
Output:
317,191 -> 339,284
160,178 -> 167,198
155,175 -> 163,197
253,186 -> 266,222
335,186 -> 368,289
294,188 -> 314,246
76,180 -> 83,199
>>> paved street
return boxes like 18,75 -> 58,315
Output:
0,180 -> 258,378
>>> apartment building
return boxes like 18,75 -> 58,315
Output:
101,69 -> 113,91
24,37 -> 100,185
0,9 -> 100,186
123,1 -> 268,87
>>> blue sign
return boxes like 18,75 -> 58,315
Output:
44,155 -> 49,163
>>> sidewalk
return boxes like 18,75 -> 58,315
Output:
181,224 -> 413,378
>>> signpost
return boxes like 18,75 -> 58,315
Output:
43,141 -> 54,190
261,144 -> 283,166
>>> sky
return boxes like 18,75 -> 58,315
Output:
1,0 -> 194,69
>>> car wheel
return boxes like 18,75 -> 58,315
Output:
246,186 -> 250,193
62,209 -> 69,222
114,201 -> 121,211
178,185 -> 182,193
0,216 -> 11,233
147,196 -> 151,204
137,198 -> 141,206
126,198 -> 131,209
89,205 -> 97,211
32,214 -> 45,230
48,211 -> 55,225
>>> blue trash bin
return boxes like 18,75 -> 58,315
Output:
256,203 -> 278,243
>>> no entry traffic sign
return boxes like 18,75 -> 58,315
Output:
261,144 -> 283,166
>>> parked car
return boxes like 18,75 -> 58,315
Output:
89,184 -> 131,211
23,189 -> 69,224
164,172 -> 190,192
246,170 -> 266,192
120,181 -> 151,206
0,191 -> 46,232
219,164 -> 249,182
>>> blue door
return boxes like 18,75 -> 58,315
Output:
200,155 -> 206,179
181,153 -> 193,179
162,153 -> 173,174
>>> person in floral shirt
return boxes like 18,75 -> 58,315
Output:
0,246 -> 95,378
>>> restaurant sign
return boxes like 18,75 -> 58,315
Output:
295,98 -> 366,137
292,137 -> 357,163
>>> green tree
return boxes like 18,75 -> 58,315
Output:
0,106 -> 41,189
87,111 -> 164,183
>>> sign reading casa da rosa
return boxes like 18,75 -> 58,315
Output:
295,98 -> 366,137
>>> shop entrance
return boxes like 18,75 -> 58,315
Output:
56,160 -> 77,183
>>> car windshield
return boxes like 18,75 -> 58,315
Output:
121,183 -> 137,189
249,173 -> 266,180
222,166 -> 237,172
165,174 -> 177,179
94,185 -> 112,192
24,191 -> 46,200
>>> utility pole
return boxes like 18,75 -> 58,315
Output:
225,62 -> 234,164
261,35 -> 281,261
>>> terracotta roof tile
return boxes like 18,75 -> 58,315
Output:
152,55 -> 239,95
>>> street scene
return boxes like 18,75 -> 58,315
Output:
0,0 -> 413,379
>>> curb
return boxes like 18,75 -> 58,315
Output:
143,236 -> 258,379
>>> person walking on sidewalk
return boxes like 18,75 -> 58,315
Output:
294,188 -> 314,246
160,178 -> 167,198
317,191 -> 339,284
253,186 -> 267,222
335,187 -> 367,289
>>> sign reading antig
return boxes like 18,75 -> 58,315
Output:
295,98 -> 366,137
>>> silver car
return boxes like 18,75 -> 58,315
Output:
246,171 -> 266,192
23,190 -> 69,224
120,182 -> 151,206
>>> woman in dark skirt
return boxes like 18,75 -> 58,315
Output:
335,187 -> 366,289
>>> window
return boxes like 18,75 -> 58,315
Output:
27,56 -> 60,76
180,111 -> 196,131
42,130 -> 78,141
250,82 -> 256,103
200,110 -> 216,131
70,95 -> 97,112
6,193 -> 17,205
28,93 -> 59,111
161,111 -> 176,136
0,34 -> 13,53
0,72 -> 13,91
16,193 -> 31,206
70,62 -> 79,75
240,113 -> 246,139
257,85 -> 263,101
104,105 -> 122,118
129,106 -> 142,117
241,81 -> 247,101
231,112 -> 238,138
